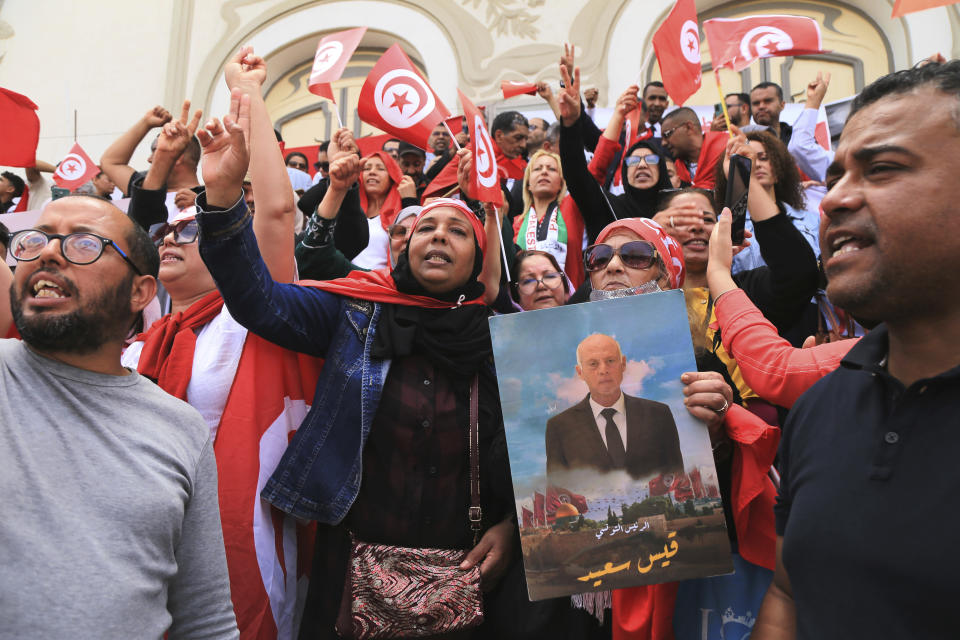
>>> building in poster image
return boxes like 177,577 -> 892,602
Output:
489,291 -> 733,601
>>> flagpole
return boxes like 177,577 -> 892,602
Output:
334,102 -> 344,129
714,70 -> 735,139
443,120 -> 461,151
74,110 -> 78,142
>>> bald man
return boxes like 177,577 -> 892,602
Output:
0,196 -> 238,638
545,333 -> 683,481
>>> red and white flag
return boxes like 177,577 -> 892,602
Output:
652,0 -> 702,106
703,15 -> 825,72
0,88 -> 39,167
214,334 -> 324,639
501,80 -> 538,99
308,26 -> 367,102
53,142 -> 99,190
892,0 -> 959,17
358,44 -> 450,148
458,90 -> 503,207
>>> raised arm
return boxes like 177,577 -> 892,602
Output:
557,63 -> 616,241
787,72 -> 833,182
453,148 -> 505,305
226,46 -> 297,283
196,89 -> 340,356
101,106 -> 172,196
708,210 -> 851,407
536,82 -> 561,121
586,85 -> 638,183
296,149 -> 364,280
129,101 -> 203,230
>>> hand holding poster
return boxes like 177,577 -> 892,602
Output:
489,291 -> 732,600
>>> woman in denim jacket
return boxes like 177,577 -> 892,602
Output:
194,104 -> 515,638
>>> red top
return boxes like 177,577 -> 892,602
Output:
715,288 -> 856,408
673,130 -> 728,190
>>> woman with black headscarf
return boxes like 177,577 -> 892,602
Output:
198,155 -> 516,638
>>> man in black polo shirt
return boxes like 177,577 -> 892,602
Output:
753,61 -> 960,639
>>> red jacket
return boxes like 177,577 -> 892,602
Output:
715,289 -> 857,408
674,131 -> 728,190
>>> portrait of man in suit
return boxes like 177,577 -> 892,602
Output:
545,333 -> 683,480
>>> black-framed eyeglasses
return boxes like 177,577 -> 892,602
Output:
151,219 -> 199,246
517,271 -> 564,294
624,154 -> 660,168
10,228 -> 143,276
661,122 -> 686,141
584,241 -> 658,272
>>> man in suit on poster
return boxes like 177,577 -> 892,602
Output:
546,334 -> 683,480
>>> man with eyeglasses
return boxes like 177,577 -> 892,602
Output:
659,106 -> 728,190
0,195 -> 239,638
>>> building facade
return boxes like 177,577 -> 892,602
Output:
0,0 -> 957,166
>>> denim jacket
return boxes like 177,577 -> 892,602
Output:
196,193 -> 390,523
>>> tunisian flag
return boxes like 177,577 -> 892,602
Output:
0,88 -> 39,167
458,90 -> 503,206
52,142 -> 100,190
703,15 -> 825,72
652,0 -> 702,106
501,80 -> 538,99
214,334 -> 324,639
308,27 -> 367,102
358,44 -> 451,149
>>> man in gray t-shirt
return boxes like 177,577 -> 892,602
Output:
0,196 -> 238,639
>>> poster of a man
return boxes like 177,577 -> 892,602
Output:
489,291 -> 732,600
546,333 -> 683,480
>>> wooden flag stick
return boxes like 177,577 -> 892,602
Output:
714,70 -> 735,139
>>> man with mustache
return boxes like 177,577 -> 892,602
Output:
0,195 -> 238,638
753,60 -> 960,639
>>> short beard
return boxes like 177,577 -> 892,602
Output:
10,274 -> 134,355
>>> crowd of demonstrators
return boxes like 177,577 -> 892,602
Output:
2,29 -> 960,640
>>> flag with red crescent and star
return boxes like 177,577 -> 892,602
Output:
652,0 -> 702,106
703,15 -> 825,73
357,44 -> 450,149
308,26 -> 367,102
52,142 -> 99,190
458,89 -> 503,207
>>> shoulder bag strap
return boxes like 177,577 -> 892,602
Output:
468,374 -> 482,545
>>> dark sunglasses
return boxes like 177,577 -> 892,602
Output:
287,161 -> 307,170
315,162 -> 330,171
624,154 -> 660,167
151,219 -> 199,246
583,241 -> 658,272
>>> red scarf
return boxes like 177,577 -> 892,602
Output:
494,140 -> 527,180
359,150 -> 404,230
300,198 -> 488,308
135,291 -> 225,400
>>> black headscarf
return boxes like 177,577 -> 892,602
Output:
611,140 -> 674,219
371,215 -> 492,382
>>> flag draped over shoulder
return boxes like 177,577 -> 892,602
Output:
214,333 -> 325,639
